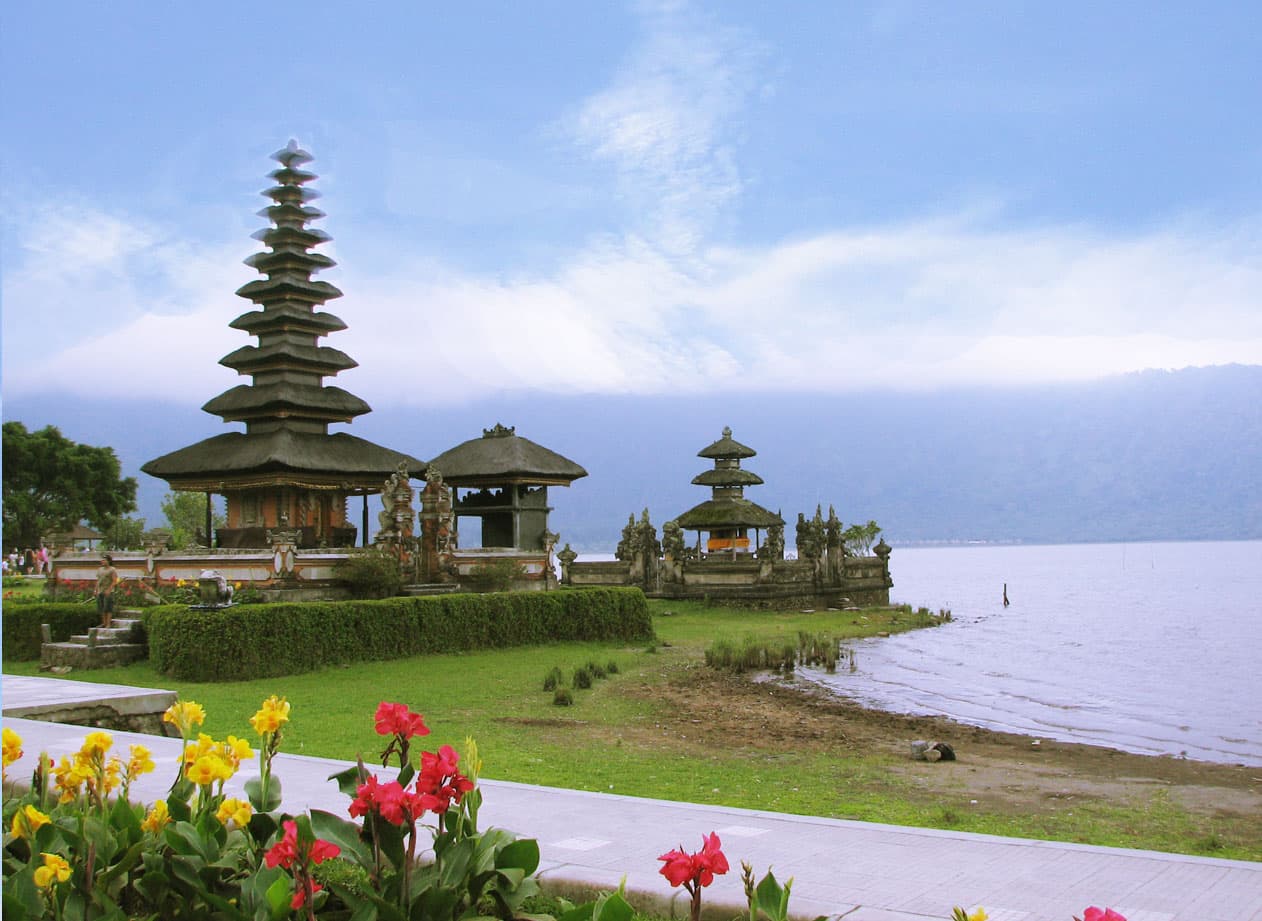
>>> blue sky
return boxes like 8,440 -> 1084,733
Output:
4,0 -> 1261,409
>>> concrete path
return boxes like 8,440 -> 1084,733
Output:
3,677 -> 1260,921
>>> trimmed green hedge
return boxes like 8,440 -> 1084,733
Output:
3,604 -> 104,661
148,588 -> 654,682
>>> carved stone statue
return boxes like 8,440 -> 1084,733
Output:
764,522 -> 785,560
662,519 -> 685,561
557,543 -> 578,584
635,508 -> 661,560
615,513 -> 636,561
375,462 -> 415,546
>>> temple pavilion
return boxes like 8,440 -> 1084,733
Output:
426,424 -> 586,551
142,142 -> 424,548
675,426 -> 783,555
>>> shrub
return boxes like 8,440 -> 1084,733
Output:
148,588 -> 654,682
586,660 -> 607,680
542,666 -> 564,692
464,558 -> 524,593
573,666 -> 593,690
337,550 -> 404,599
605,659 -> 619,675
552,687 -> 573,706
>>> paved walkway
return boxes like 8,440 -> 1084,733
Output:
3,677 -> 1260,920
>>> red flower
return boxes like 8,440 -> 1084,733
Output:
349,775 -> 428,826
658,832 -> 729,889
416,744 -> 474,813
373,702 -> 430,739
264,818 -> 341,911
1080,910 -> 1127,921
265,820 -> 300,869
291,881 -> 323,910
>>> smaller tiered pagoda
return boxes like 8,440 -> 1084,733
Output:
675,426 -> 783,555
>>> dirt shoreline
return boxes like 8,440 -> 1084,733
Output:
643,664 -> 1262,825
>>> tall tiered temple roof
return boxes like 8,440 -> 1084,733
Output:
143,141 -> 423,493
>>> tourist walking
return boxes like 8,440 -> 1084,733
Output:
94,554 -> 119,628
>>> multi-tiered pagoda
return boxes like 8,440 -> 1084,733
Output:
143,141 -> 424,548
675,426 -> 783,555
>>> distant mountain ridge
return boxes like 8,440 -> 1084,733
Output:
5,364 -> 1259,548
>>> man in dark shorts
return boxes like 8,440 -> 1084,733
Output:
95,554 -> 119,628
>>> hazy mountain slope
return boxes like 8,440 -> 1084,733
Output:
5,365 -> 1258,547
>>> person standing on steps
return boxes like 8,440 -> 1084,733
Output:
95,554 -> 119,628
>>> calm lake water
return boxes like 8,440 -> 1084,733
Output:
799,540 -> 1262,765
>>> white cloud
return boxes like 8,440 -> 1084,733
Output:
8,206 -> 1257,405
567,1 -> 761,254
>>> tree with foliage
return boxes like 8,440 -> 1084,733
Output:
2,422 -> 137,550
104,516 -> 147,551
842,520 -> 882,556
161,491 -> 225,549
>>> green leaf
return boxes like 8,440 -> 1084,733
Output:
309,809 -> 373,866
328,763 -> 365,799
493,837 -> 539,876
752,870 -> 792,921
559,891 -> 634,921
245,775 -> 284,813
265,875 -> 294,921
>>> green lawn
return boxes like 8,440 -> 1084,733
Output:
6,598 -> 1259,861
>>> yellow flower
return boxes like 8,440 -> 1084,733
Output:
2,727 -> 22,773
127,744 -> 155,779
81,731 -> 113,757
33,852 -> 72,889
186,754 -> 225,786
225,735 -> 253,767
141,800 -> 170,834
102,757 -> 123,793
249,695 -> 291,736
51,755 -> 85,803
163,700 -> 206,735
951,909 -> 988,921
215,797 -> 253,828
11,804 -> 51,840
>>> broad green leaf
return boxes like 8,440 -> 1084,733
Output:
265,875 -> 294,921
494,837 -> 539,875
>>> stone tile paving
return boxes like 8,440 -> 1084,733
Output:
2,676 -> 1260,920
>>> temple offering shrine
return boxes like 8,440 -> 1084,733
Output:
675,426 -> 783,556
142,142 -> 424,548
426,424 -> 586,551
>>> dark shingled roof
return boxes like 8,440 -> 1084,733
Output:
427,424 -> 587,487
690,468 -> 764,487
142,429 -> 425,482
697,426 -> 756,459
675,498 -> 784,530
202,384 -> 371,422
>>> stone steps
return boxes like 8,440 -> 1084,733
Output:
402,583 -> 461,596
41,614 -> 148,671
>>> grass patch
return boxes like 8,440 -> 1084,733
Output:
5,597 -> 1258,861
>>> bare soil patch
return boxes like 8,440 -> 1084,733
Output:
627,663 -> 1262,821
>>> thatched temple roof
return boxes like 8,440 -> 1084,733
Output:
427,424 -> 587,488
